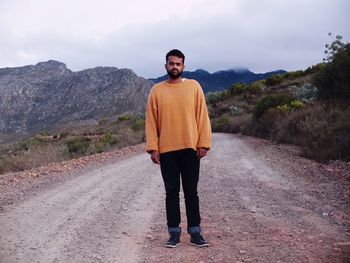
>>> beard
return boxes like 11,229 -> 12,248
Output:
167,69 -> 183,79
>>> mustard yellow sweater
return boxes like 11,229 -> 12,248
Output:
146,79 -> 212,154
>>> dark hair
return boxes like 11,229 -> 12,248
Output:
166,49 -> 185,63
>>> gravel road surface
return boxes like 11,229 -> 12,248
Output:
0,133 -> 349,262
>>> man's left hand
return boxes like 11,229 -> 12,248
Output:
197,148 -> 208,160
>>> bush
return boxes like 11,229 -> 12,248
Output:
131,119 -> 145,132
283,70 -> 305,79
313,40 -> 350,101
288,84 -> 318,102
211,116 -> 240,133
0,144 -> 67,174
230,83 -> 249,95
276,104 -> 350,161
265,74 -> 284,86
254,94 -> 295,119
304,63 -> 325,75
290,100 -> 304,109
300,106 -> 350,161
66,136 -> 91,155
206,91 -> 229,105
100,131 -> 119,146
229,106 -> 244,115
117,114 -> 132,122
249,81 -> 263,94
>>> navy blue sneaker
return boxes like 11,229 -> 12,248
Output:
190,233 -> 209,247
165,232 -> 180,248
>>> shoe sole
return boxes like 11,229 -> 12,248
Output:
190,242 -> 210,247
164,243 -> 179,248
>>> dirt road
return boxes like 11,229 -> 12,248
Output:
0,133 -> 349,262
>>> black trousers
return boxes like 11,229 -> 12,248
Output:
160,148 -> 201,228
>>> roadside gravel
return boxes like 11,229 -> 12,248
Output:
0,134 -> 349,262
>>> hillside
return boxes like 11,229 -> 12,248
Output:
0,60 -> 152,137
207,65 -> 349,161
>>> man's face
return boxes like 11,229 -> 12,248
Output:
165,55 -> 185,79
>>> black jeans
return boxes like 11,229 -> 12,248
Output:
160,148 -> 201,229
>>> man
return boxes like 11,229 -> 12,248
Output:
145,49 -> 212,248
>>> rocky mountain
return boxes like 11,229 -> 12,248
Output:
0,60 -> 152,136
150,68 -> 287,93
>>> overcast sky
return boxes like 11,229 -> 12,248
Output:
1,0 -> 349,78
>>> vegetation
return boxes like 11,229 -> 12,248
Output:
0,114 -> 145,174
313,34 -> 350,101
207,34 -> 350,162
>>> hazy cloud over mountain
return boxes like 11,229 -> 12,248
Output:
1,0 -> 349,78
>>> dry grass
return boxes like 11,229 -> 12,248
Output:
0,115 -> 146,175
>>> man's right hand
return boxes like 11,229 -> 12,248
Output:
150,150 -> 160,165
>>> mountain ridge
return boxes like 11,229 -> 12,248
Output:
149,68 -> 286,92
0,60 -> 152,136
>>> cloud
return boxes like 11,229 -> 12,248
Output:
0,0 -> 349,78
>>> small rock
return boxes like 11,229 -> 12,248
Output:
239,249 -> 246,254
322,212 -> 329,217
93,253 -> 102,260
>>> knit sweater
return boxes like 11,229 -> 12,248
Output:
145,78 -> 212,154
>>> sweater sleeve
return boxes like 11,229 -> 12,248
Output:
145,89 -> 159,153
195,83 -> 212,150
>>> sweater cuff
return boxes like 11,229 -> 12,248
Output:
197,142 -> 211,150
146,145 -> 159,153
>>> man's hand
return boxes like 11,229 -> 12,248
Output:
197,148 -> 208,160
150,150 -> 160,165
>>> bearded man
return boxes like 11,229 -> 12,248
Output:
145,49 -> 212,248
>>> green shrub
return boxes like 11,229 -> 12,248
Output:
230,83 -> 249,95
206,91 -> 228,105
100,131 -> 119,146
300,106 -> 350,161
66,136 -> 91,155
304,63 -> 325,75
254,94 -> 295,119
265,74 -> 284,86
276,104 -> 291,113
313,37 -> 350,101
10,141 -> 29,152
276,104 -> 350,161
290,100 -> 304,109
131,119 -> 145,132
249,81 -> 263,94
117,114 -> 132,122
211,116 -> 240,133
283,70 -> 305,79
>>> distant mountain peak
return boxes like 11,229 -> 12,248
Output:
194,68 -> 209,73
36,60 -> 67,68
214,67 -> 250,74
